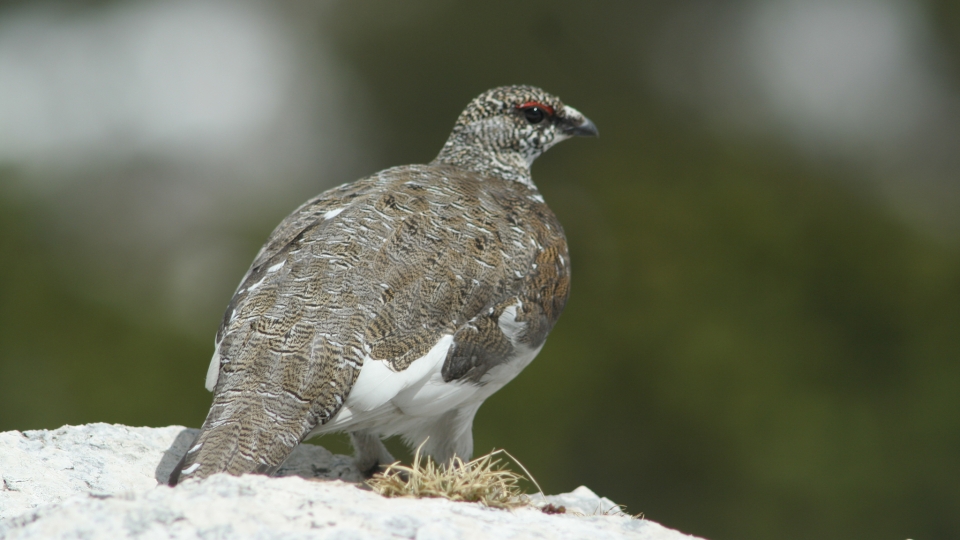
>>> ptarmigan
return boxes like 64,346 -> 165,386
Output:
170,85 -> 597,485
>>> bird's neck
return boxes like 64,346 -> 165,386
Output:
432,129 -> 535,186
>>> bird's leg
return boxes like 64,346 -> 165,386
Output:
349,430 -> 395,478
405,405 -> 479,468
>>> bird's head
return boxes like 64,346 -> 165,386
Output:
434,85 -> 597,184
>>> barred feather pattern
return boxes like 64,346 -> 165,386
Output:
169,85 -> 593,484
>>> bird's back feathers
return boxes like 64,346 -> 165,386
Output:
171,165 -> 569,484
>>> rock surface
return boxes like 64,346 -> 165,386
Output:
0,424 -> 702,539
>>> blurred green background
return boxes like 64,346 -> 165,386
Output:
2,1 -> 959,539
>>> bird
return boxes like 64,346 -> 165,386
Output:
169,85 -> 597,485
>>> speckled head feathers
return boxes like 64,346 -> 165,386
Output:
433,85 -> 597,185
453,86 -> 560,125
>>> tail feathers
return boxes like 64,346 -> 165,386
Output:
168,418 -> 301,486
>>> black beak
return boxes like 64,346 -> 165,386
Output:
561,115 -> 599,137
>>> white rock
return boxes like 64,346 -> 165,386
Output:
531,485 -> 628,516
0,424 -> 704,540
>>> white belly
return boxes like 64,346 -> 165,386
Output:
309,336 -> 543,439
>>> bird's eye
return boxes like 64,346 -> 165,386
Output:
517,101 -> 554,125
523,107 -> 545,124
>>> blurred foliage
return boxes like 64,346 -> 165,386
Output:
2,1 -> 960,540
0,184 -> 212,429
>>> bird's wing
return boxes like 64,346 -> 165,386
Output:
171,167 -> 569,483
213,179 -> 375,348
357,169 -> 570,380
440,225 -> 570,383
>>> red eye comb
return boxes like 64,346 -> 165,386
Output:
517,101 -> 555,116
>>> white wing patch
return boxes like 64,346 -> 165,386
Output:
497,301 -> 526,345
344,335 -> 454,414
323,207 -> 345,220
205,343 -> 221,392
245,275 -> 268,292
310,335 -> 545,441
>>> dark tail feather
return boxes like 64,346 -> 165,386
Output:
168,399 -> 305,485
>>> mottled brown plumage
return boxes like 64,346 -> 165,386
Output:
169,85 -> 596,485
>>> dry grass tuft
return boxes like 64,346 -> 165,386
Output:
366,443 -> 539,510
